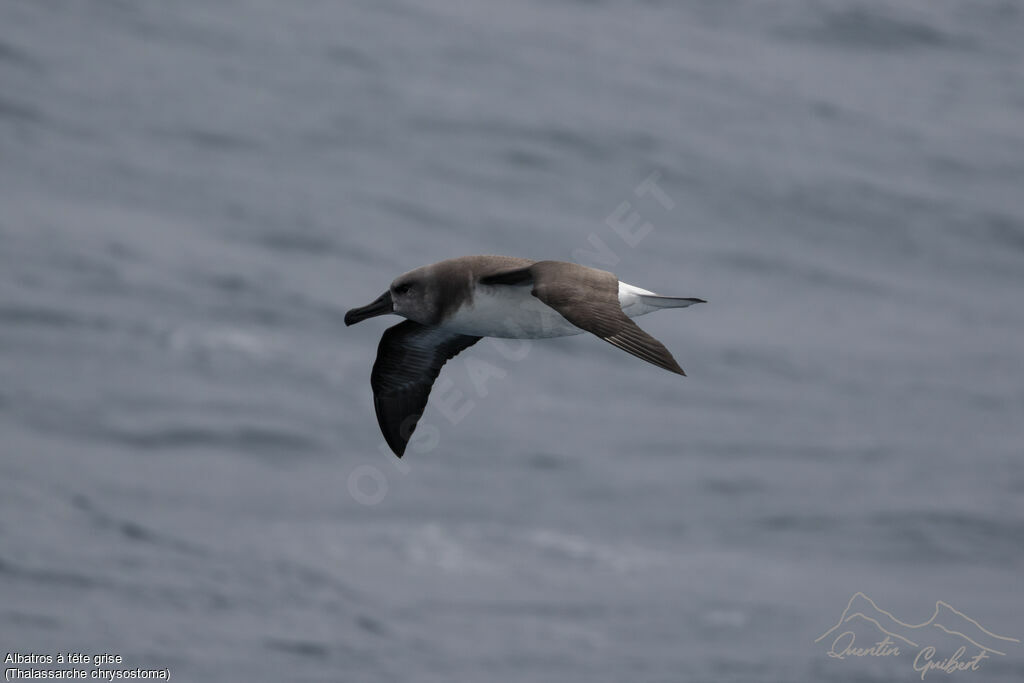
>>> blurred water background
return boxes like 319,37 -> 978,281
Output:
2,0 -> 1023,681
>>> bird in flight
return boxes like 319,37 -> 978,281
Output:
345,255 -> 705,456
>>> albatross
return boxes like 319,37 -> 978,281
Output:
345,255 -> 704,456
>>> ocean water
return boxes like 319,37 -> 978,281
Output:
2,0 -> 1023,681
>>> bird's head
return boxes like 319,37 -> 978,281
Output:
344,267 -> 437,326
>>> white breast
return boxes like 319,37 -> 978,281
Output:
443,285 -> 584,339
442,280 -> 657,339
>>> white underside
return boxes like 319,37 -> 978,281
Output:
442,281 -> 658,339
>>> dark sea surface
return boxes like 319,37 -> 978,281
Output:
2,1 -> 1023,681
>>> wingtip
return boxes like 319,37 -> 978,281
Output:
665,354 -> 687,376
373,395 -> 411,458
661,358 -> 687,376
383,433 -> 407,458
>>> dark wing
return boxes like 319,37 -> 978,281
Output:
370,321 -> 481,457
478,266 -> 534,286
483,261 -> 685,376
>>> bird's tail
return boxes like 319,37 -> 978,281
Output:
637,294 -> 706,309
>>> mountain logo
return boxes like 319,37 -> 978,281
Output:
815,592 -> 1019,678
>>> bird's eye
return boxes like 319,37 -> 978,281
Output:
394,283 -> 411,295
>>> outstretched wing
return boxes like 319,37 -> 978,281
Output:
370,321 -> 481,457
482,261 -> 685,375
